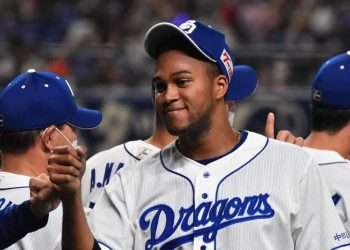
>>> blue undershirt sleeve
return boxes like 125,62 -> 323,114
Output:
0,200 -> 49,249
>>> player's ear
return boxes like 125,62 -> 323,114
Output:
40,125 -> 55,153
214,75 -> 228,100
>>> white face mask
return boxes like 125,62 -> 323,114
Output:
43,126 -> 79,150
54,127 -> 80,150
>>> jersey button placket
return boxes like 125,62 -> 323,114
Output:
193,169 -> 214,250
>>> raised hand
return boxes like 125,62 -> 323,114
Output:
265,112 -> 304,146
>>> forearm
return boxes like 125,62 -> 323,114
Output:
0,201 -> 48,249
61,194 -> 94,250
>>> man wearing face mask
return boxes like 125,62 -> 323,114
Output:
0,69 -> 102,250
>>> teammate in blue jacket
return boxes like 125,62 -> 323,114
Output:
0,175 -> 59,249
0,70 -> 102,249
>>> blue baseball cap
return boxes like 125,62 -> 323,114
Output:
312,51 -> 350,109
225,65 -> 257,101
0,70 -> 102,131
144,19 -> 257,101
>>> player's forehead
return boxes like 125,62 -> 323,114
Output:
153,49 -> 209,78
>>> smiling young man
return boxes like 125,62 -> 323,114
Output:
50,20 -> 350,250
81,54 -> 256,213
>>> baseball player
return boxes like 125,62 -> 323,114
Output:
81,64 -> 257,212
49,20 -> 350,250
265,51 -> 350,231
0,174 -> 60,249
81,112 -> 174,211
0,70 -> 101,249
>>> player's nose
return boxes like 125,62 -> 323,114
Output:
164,83 -> 180,102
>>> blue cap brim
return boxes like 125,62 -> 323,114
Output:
225,65 -> 257,101
68,107 -> 102,129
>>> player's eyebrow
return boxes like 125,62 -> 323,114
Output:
170,70 -> 192,77
152,70 -> 192,82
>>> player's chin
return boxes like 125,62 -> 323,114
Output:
164,120 -> 189,136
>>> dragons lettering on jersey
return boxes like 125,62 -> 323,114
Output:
139,193 -> 274,249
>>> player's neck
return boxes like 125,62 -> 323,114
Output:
145,126 -> 176,149
1,148 -> 48,177
305,130 -> 350,159
177,118 -> 239,161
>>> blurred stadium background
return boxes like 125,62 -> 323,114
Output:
0,0 -> 349,156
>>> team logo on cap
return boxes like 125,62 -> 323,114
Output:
179,20 -> 197,34
220,49 -> 234,81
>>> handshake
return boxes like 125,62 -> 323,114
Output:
0,145 -> 86,249
30,145 -> 86,218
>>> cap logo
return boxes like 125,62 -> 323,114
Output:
220,49 -> 234,81
179,20 -> 197,34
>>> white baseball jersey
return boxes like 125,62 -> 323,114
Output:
82,140 -> 161,210
88,131 -> 350,250
303,147 -> 350,231
0,172 -> 62,250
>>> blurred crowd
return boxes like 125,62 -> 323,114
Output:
0,0 -> 349,89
